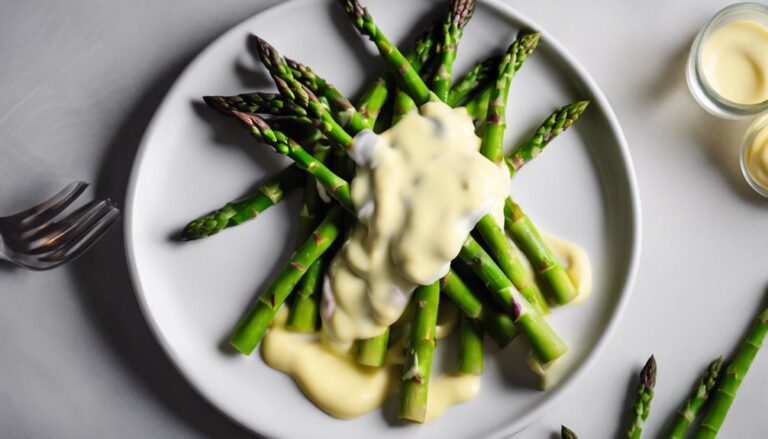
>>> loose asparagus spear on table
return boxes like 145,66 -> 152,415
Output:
665,356 -> 723,439
627,355 -> 657,439
693,306 -> 768,439
561,425 -> 579,439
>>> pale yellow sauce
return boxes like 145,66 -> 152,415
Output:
701,20 -> 768,104
262,233 -> 591,418
541,232 -> 592,304
322,101 -> 509,350
262,306 -> 479,421
261,101 -> 593,420
746,118 -> 768,189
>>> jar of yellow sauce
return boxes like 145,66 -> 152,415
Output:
687,3 -> 768,118
741,114 -> 768,197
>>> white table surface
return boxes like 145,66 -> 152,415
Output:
1,0 -> 767,437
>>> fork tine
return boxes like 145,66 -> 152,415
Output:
10,181 -> 89,230
39,207 -> 120,264
25,199 -> 116,254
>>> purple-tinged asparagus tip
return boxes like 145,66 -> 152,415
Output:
203,96 -> 232,115
340,0 -> 365,18
451,0 -> 477,28
561,425 -> 578,439
231,110 -> 269,131
641,355 -> 657,389
252,35 -> 282,68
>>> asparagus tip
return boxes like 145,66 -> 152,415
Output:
232,110 -> 266,130
251,34 -> 282,68
561,425 -> 578,439
641,355 -> 657,389
202,95 -> 232,115
451,0 -> 477,28
340,0 -> 364,18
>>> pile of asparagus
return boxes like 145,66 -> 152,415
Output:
561,304 -> 768,438
183,0 -> 592,422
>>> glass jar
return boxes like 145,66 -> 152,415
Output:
686,3 -> 768,119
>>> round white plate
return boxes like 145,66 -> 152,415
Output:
125,0 -> 641,437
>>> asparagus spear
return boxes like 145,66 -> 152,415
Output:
471,33 -> 548,316
459,236 -> 567,364
627,355 -> 657,439
694,306 -> 768,439
231,111 -> 354,212
286,142 -> 332,332
285,58 -> 371,135
561,425 -> 579,439
182,165 -> 304,240
400,281 -> 440,423
356,328 -> 390,367
441,269 -> 517,346
357,76 -> 390,127
253,36 -> 356,149
506,100 -> 590,178
431,0 -> 477,102
391,26 -> 437,124
447,55 -> 499,107
666,357 -> 724,439
230,205 -> 347,355
458,314 -> 484,374
479,32 -> 540,163
339,0 -> 433,106
504,198 -> 577,305
465,86 -> 491,122
203,93 -> 307,118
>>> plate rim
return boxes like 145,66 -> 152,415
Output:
123,0 -> 642,436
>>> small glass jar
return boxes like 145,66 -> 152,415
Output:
740,114 -> 768,198
686,3 -> 768,119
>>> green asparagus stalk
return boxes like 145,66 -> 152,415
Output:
391,26 -> 437,124
479,32 -> 540,164
357,76 -> 390,127
286,143 -> 332,332
506,100 -> 590,178
465,86 -> 491,123
285,58 -> 371,135
230,205 -> 347,355
459,236 -> 567,364
504,198 -> 577,306
473,218 -> 549,315
356,328 -> 390,367
203,93 -> 307,118
253,36 -> 356,149
694,306 -> 768,439
441,269 -> 517,346
666,357 -> 724,439
339,0 -> 434,106
400,281 -> 440,423
458,314 -> 483,374
182,165 -> 304,240
431,0 -> 477,102
286,256 -> 325,332
447,55 -> 499,107
470,33 -> 547,316
561,425 -> 579,439
231,111 -> 355,213
627,355 -> 657,439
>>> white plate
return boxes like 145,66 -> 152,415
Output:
125,0 -> 641,437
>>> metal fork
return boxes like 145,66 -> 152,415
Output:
0,182 -> 120,270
